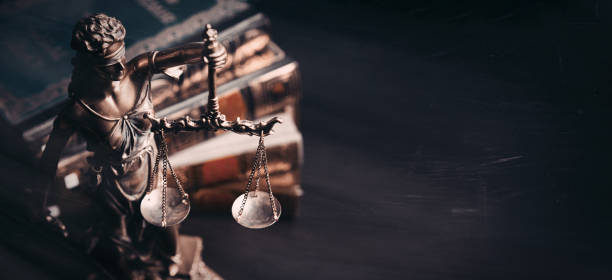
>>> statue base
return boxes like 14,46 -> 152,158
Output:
171,235 -> 222,280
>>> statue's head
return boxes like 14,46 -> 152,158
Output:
71,13 -> 126,81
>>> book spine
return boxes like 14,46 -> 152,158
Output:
248,61 -> 302,121
174,141 -> 301,188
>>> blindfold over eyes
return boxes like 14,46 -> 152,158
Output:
77,44 -> 126,66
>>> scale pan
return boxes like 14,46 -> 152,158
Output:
141,188 -> 190,227
231,190 -> 281,229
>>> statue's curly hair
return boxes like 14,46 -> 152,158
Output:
68,14 -> 125,97
70,13 -> 125,56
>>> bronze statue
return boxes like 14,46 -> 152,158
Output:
40,13 -> 279,279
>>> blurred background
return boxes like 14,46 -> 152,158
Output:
1,0 -> 612,279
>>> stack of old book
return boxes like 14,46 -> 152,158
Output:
0,0 -> 303,225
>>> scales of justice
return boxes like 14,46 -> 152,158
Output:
40,14 -> 282,278
141,25 -> 283,230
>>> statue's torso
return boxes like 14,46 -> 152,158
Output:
69,69 -> 156,200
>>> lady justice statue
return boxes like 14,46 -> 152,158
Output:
40,14 -> 279,279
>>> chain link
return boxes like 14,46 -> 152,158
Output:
161,134 -> 168,227
254,144 -> 263,191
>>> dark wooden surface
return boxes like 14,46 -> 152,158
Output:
182,1 -> 612,279
1,1 -> 612,279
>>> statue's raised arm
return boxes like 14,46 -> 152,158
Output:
130,24 -> 227,74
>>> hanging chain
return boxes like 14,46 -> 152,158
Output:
161,136 -> 168,227
237,138 -> 263,218
254,143 -> 263,192
146,136 -> 162,195
159,129 -> 188,201
147,128 -> 189,227
261,137 -> 279,220
237,131 -> 278,220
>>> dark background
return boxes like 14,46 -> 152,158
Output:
3,0 -> 612,279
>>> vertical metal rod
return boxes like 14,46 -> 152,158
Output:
207,65 -> 217,115
203,24 -> 222,118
